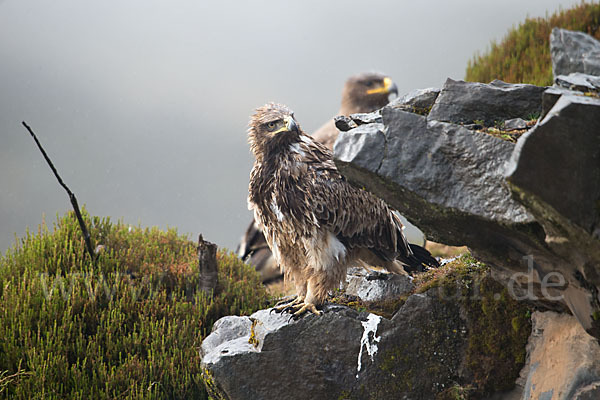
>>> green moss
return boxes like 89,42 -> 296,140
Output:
464,276 -> 531,394
466,2 -> 600,86
328,289 -> 407,319
410,254 -> 531,397
0,209 -> 270,399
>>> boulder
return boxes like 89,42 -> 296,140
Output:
427,78 -> 546,125
201,261 -> 531,400
550,27 -> 600,78
334,80 -> 600,338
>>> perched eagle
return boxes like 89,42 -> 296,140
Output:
238,72 -> 398,282
247,103 -> 438,316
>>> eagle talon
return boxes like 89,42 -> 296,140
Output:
291,302 -> 322,318
271,295 -> 304,313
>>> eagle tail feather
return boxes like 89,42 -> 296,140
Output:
403,244 -> 440,273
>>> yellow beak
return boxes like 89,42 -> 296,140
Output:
272,116 -> 299,135
366,77 -> 398,95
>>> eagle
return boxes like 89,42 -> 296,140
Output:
238,72 -> 398,282
247,103 -> 438,316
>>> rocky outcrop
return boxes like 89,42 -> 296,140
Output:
201,258 -> 531,400
334,73 -> 600,338
550,27 -> 600,78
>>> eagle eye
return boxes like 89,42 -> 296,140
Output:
265,120 -> 281,131
364,80 -> 375,87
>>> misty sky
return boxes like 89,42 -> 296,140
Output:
0,0 -> 582,253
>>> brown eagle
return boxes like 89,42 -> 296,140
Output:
238,72 -> 398,282
247,103 -> 438,316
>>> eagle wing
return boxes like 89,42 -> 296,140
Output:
300,138 -> 411,261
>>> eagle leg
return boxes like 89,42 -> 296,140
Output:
271,295 -> 304,313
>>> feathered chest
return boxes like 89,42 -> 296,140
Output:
249,147 -> 309,226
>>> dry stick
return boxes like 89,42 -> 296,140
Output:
21,121 -> 97,264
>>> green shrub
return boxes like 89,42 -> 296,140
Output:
0,210 -> 271,399
466,1 -> 600,86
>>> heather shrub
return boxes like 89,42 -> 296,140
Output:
0,210 -> 270,399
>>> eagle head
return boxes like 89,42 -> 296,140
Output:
248,102 -> 301,158
342,72 -> 398,113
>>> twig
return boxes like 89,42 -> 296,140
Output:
21,121 -> 97,264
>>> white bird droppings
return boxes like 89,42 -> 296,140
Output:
356,313 -> 382,378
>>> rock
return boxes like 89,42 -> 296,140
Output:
504,118 -> 527,130
333,122 -> 385,173
518,311 -> 600,400
334,115 -> 357,132
335,106 -> 536,250
201,263 -> 531,400
343,267 -> 413,302
506,93 -> 600,334
348,111 -> 382,125
555,72 -> 600,92
541,86 -> 582,119
334,86 -> 600,337
550,27 -> 600,78
507,94 -> 600,238
427,78 -> 546,125
389,87 -> 440,113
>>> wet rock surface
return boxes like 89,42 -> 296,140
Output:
550,27 -> 600,78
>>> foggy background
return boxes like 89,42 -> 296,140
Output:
0,0 -> 581,253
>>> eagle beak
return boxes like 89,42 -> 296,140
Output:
285,116 -> 299,133
367,77 -> 398,96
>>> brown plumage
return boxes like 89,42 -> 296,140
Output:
237,72 -> 398,281
247,103 -> 438,315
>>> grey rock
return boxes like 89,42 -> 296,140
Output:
334,115 -> 357,132
333,122 -> 385,173
348,111 -> 382,125
201,284 -> 473,400
343,267 -> 413,302
428,78 -> 546,125
555,72 -> 600,92
336,107 -> 533,229
504,118 -> 527,130
334,93 -> 600,337
507,94 -> 600,236
550,28 -> 600,78
389,87 -> 440,112
506,94 -> 600,334
541,86 -> 582,119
